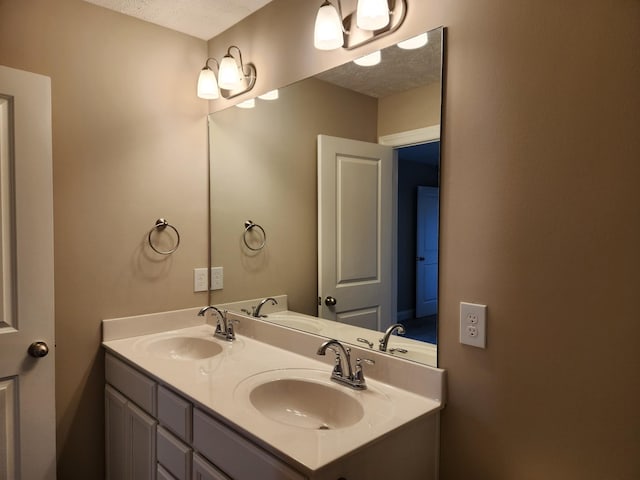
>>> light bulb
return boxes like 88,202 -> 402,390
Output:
356,0 -> 390,30
314,2 -> 343,50
397,32 -> 429,50
218,55 -> 242,90
197,67 -> 219,99
353,50 -> 381,67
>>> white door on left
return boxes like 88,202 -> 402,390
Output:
0,65 -> 55,480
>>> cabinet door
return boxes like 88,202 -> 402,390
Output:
105,386 -> 128,480
126,401 -> 158,480
192,453 -> 230,480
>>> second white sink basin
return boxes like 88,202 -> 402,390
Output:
234,369 -> 393,432
147,336 -> 223,360
249,378 -> 364,430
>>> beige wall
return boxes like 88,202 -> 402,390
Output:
209,78 -> 377,314
209,1 -> 640,479
378,81 -> 442,136
0,0 -> 208,477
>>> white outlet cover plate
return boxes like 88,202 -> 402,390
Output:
460,302 -> 487,348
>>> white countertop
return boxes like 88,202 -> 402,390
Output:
103,310 -> 444,473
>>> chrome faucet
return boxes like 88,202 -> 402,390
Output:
252,297 -> 278,317
317,339 -> 373,390
198,306 -> 235,341
379,323 -> 406,352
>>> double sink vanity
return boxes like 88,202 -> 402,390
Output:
103,297 -> 445,480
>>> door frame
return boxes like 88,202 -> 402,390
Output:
378,125 -> 441,326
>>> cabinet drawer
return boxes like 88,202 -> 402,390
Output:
193,453 -> 230,480
158,385 -> 192,442
157,426 -> 192,480
193,409 -> 304,480
106,353 -> 157,415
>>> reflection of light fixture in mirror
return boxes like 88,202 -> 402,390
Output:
235,98 -> 255,109
258,89 -> 279,100
313,0 -> 407,51
353,50 -> 381,66
356,0 -> 389,30
397,32 -> 429,50
196,45 -> 257,100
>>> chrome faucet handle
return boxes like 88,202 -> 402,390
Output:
389,347 -> 408,354
224,317 -> 238,340
240,308 -> 252,315
326,347 -> 344,377
354,357 -> 375,386
357,337 -> 374,348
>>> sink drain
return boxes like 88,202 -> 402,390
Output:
318,424 -> 331,430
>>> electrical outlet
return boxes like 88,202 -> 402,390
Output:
194,268 -> 208,292
210,266 -> 223,290
460,302 -> 487,348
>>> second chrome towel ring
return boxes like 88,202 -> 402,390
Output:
243,220 -> 266,251
148,218 -> 180,255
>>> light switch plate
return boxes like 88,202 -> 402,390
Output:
460,302 -> 487,348
194,268 -> 208,292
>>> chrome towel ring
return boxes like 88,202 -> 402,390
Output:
243,220 -> 266,251
148,218 -> 180,255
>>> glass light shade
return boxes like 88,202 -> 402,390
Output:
197,67 -> 219,99
314,2 -> 343,50
258,89 -> 279,100
353,50 -> 381,67
397,32 -> 429,50
356,0 -> 390,30
218,55 -> 243,90
236,98 -> 255,109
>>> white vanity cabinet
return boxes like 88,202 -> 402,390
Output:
105,382 -> 157,480
105,352 -> 307,480
102,316 -> 444,480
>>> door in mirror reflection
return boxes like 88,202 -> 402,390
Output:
317,135 -> 394,331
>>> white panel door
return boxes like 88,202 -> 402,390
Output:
416,186 -> 439,318
0,65 -> 55,480
318,135 -> 393,331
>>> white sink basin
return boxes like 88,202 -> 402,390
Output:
263,312 -> 325,334
146,336 -> 223,360
249,378 -> 364,430
234,369 -> 393,431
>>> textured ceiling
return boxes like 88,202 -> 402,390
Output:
82,0 -> 274,40
316,28 -> 442,98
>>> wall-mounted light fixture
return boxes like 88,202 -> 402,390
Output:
197,45 -> 256,100
313,0 -> 407,51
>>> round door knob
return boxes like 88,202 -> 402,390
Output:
324,296 -> 337,306
28,341 -> 49,358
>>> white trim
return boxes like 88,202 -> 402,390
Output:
378,125 -> 440,147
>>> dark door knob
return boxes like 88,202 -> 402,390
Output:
28,341 -> 49,358
416,256 -> 425,261
324,296 -> 337,306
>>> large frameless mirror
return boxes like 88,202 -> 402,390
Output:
209,26 -> 444,367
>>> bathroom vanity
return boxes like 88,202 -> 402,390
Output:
102,306 -> 445,480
